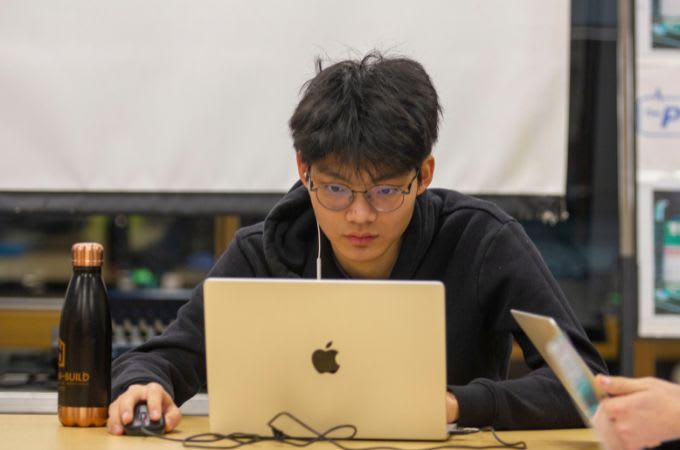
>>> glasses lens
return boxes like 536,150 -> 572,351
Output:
366,186 -> 404,212
316,183 -> 353,211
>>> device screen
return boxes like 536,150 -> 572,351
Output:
546,332 -> 600,417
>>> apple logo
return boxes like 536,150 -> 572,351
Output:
312,341 -> 340,374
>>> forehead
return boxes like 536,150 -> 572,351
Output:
312,156 -> 410,183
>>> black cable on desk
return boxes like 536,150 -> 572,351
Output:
143,411 -> 527,450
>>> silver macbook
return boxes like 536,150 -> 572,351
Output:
203,278 -> 448,440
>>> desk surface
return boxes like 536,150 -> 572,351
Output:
0,414 -> 602,450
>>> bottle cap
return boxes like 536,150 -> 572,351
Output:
71,242 -> 104,267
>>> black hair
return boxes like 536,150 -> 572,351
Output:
289,52 -> 442,180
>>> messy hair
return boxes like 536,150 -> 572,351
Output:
289,52 -> 441,179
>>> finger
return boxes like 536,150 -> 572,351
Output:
164,403 -> 182,432
146,383 -> 166,421
159,387 -> 182,431
107,399 -> 124,435
600,395 -> 630,421
596,375 -> 650,396
591,406 -> 626,450
118,385 -> 148,425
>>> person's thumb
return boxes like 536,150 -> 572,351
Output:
596,374 -> 649,396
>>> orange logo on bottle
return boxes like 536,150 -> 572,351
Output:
58,371 -> 90,383
58,338 -> 66,368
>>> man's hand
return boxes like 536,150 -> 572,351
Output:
446,391 -> 459,423
594,374 -> 680,450
107,382 -> 182,435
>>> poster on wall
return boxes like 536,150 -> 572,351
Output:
636,0 -> 680,337
638,183 -> 680,336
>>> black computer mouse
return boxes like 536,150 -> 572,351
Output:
123,402 -> 166,436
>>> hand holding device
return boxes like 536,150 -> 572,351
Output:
107,382 -> 181,435
595,375 -> 680,450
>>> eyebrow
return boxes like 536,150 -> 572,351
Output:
313,167 -> 352,183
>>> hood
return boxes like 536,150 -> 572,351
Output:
262,181 -> 442,279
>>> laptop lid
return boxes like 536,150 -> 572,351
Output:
203,278 -> 448,441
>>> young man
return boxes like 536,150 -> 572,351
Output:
108,52 -> 607,435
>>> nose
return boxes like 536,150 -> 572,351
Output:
345,192 -> 377,223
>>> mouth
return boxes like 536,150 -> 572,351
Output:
344,234 -> 378,246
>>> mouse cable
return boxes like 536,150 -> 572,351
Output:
143,411 -> 526,450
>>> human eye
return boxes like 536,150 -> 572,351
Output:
322,183 -> 350,196
370,186 -> 401,197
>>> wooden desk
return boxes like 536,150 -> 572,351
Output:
0,414 -> 602,450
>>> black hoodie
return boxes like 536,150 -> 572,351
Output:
112,183 -> 607,429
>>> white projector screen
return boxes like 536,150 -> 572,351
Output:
0,0 -> 569,196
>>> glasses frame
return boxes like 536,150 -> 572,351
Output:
306,167 -> 421,212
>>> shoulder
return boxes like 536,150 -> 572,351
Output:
234,221 -> 264,242
429,191 -> 545,271
229,222 -> 266,259
425,188 -> 516,232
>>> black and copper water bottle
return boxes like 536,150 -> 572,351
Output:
57,242 -> 111,426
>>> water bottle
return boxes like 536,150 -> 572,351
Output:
57,242 -> 112,426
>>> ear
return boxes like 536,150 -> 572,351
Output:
417,155 -> 435,195
296,152 -> 310,188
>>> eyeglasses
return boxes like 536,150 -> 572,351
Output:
307,168 -> 420,212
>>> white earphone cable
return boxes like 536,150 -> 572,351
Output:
316,222 -> 322,280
